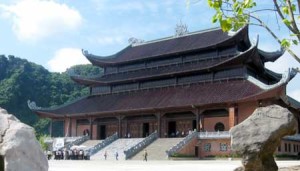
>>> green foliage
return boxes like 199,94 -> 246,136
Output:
0,55 -> 101,135
275,154 -> 298,160
170,153 -> 195,158
208,0 -> 255,32
38,134 -> 50,151
205,0 -> 300,62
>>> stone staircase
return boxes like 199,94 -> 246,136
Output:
80,140 -> 102,148
130,138 -> 183,160
91,138 -> 144,160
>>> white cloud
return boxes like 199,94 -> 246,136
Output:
265,46 -> 300,73
289,89 -> 300,102
47,48 -> 90,73
0,0 -> 82,42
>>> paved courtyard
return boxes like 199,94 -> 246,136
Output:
49,160 -> 300,171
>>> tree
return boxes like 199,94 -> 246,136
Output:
197,0 -> 300,69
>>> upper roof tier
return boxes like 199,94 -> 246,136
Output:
83,27 -> 251,66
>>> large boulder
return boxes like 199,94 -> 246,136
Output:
230,105 -> 297,171
0,108 -> 48,171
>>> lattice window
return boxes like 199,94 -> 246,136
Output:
218,46 -> 237,56
214,68 -> 245,80
214,122 -> 225,131
178,73 -> 212,84
204,143 -> 211,152
112,83 -> 138,92
220,143 -> 228,151
146,57 -> 181,68
118,62 -> 145,72
141,78 -> 176,88
106,66 -> 118,74
92,86 -> 110,94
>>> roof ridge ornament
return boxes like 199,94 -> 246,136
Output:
128,37 -> 145,46
27,100 -> 41,110
175,21 -> 189,37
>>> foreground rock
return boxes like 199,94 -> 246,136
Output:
0,108 -> 48,171
230,105 -> 297,171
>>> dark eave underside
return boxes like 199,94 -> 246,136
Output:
34,79 -> 277,117
85,27 -> 249,65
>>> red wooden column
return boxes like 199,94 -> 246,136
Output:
191,108 -> 204,132
229,107 -> 237,129
64,117 -> 72,137
49,119 -> 53,137
89,117 -> 93,140
117,115 -> 125,138
156,113 -> 161,137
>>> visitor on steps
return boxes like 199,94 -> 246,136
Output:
143,149 -> 148,162
104,151 -> 107,160
115,151 -> 119,160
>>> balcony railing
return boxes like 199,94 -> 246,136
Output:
124,131 -> 158,160
198,131 -> 231,139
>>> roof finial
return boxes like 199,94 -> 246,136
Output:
128,37 -> 145,46
175,20 -> 188,37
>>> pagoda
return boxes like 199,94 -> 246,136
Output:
29,26 -> 300,149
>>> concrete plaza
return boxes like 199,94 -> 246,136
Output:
49,160 -> 300,171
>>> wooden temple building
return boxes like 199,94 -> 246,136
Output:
29,26 -> 300,157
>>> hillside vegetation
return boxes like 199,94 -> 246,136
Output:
0,55 -> 101,136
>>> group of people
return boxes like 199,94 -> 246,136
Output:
46,148 -> 90,160
167,129 -> 195,138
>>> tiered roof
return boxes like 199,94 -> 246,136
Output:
83,27 -> 250,66
29,26 -> 295,118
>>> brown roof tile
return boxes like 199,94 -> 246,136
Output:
36,80 -> 263,116
86,27 -> 249,65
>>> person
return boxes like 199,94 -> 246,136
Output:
143,149 -> 148,162
104,151 -> 107,160
115,151 -> 119,160
128,133 -> 131,138
47,150 -> 52,160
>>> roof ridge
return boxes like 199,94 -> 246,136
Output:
132,27 -> 221,47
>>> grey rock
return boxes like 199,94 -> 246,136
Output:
230,105 -> 297,171
0,108 -> 48,171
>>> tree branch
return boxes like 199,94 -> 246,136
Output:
286,0 -> 300,40
249,14 -> 300,63
297,0 -> 300,15
250,9 -> 277,13
273,0 -> 297,33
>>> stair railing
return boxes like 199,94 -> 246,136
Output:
88,132 -> 118,156
166,131 -> 198,157
124,131 -> 158,160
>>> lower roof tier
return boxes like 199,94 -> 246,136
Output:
32,79 -> 285,118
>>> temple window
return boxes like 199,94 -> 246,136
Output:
220,143 -> 227,151
204,143 -> 211,152
214,122 -> 225,132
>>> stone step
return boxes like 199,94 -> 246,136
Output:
130,138 -> 183,160
91,138 -> 144,160
80,140 -> 102,148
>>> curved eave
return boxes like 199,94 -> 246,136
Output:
84,26 -> 250,66
70,75 -> 107,86
77,41 -> 258,86
32,83 -> 283,119
258,48 -> 285,63
83,46 -> 132,66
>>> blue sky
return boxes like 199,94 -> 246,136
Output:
0,0 -> 299,101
